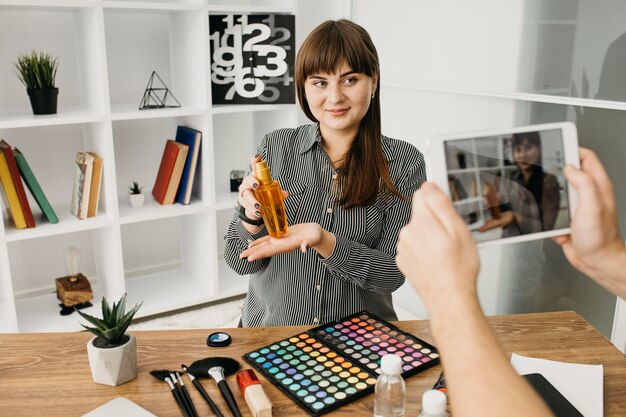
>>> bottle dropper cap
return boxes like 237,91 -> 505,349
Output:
254,161 -> 273,185
380,354 -> 402,375
422,389 -> 447,415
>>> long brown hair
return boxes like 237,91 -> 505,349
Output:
295,19 -> 403,208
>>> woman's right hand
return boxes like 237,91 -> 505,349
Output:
238,155 -> 263,222
237,154 -> 290,230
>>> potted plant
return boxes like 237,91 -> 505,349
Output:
77,294 -> 142,386
13,49 -> 59,115
128,181 -> 145,207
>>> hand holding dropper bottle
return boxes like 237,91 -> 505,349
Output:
253,160 -> 289,238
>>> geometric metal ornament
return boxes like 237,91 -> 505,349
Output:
139,71 -> 181,110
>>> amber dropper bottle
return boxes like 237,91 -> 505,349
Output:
253,160 -> 288,238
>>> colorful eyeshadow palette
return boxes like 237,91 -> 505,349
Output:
243,310 -> 439,416
310,310 -> 440,377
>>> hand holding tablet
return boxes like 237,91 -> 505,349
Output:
426,122 -> 579,246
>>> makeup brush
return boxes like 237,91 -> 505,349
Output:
172,371 -> 199,417
188,357 -> 242,417
168,371 -> 192,417
149,370 -> 191,417
182,364 -> 225,417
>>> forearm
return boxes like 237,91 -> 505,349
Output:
320,234 -> 405,292
311,229 -> 336,259
428,293 -> 552,417
224,220 -> 268,275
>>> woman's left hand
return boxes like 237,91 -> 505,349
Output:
240,223 -> 324,261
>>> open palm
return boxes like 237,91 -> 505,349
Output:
240,223 -> 323,261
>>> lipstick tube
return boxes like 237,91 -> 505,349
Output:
236,369 -> 273,417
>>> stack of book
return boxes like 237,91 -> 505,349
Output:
152,126 -> 202,205
70,151 -> 104,220
0,139 -> 58,229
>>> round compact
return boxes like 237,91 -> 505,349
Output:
207,331 -> 232,347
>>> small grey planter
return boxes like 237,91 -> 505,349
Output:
87,334 -> 137,386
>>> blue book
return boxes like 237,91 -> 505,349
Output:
175,126 -> 202,205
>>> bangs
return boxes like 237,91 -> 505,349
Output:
298,21 -> 378,79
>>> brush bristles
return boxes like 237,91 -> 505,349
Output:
187,357 -> 240,377
150,369 -> 176,381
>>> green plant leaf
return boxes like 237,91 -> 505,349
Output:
115,295 -> 128,325
101,296 -> 112,324
13,49 -> 58,89
76,309 -> 108,333
76,294 -> 141,345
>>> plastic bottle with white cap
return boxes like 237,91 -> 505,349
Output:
374,354 -> 405,417
417,389 -> 449,417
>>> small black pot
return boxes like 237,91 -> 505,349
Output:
27,87 -> 58,115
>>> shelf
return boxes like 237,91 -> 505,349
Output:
102,1 -> 203,11
211,103 -> 296,114
0,108 -> 105,129
110,104 -> 208,121
124,269 -> 215,318
15,282 -> 105,333
208,5 -> 295,14
453,197 -> 482,206
0,1 -> 93,10
4,204 -> 114,243
118,195 -> 210,225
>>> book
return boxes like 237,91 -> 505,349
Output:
13,147 -> 58,224
174,126 -> 202,205
152,139 -> 188,205
163,142 -> 189,205
0,148 -> 27,229
0,140 -> 35,228
86,152 -> 103,218
70,152 -> 94,219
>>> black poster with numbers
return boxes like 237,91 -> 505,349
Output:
209,14 -> 295,105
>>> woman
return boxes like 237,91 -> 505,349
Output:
480,131 -> 560,237
224,19 -> 425,327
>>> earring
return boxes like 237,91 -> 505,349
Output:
371,92 -> 375,99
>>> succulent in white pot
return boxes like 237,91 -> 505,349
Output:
77,294 -> 142,386
128,181 -> 145,207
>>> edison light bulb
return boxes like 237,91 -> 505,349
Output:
64,247 -> 81,283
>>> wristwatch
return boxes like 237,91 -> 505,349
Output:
237,204 -> 264,226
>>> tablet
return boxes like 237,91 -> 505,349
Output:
523,373 -> 584,417
426,122 -> 579,246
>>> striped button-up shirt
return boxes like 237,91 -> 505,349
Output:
224,124 -> 425,327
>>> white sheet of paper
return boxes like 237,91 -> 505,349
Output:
511,353 -> 603,417
82,397 -> 157,417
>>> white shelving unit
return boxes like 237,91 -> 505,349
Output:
0,0 -> 299,333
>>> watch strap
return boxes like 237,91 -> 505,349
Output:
238,204 -> 264,226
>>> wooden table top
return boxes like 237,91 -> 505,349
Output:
0,311 -> 624,416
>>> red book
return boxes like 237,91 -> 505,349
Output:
0,140 -> 35,228
152,139 -> 187,204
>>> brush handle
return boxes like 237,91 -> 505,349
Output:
171,386 -> 192,417
192,378 -> 224,417
180,384 -> 199,417
217,380 -> 242,417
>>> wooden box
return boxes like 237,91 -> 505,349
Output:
55,273 -> 93,307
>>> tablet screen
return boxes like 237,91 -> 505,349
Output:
444,128 -> 571,243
